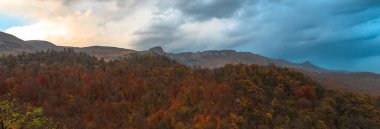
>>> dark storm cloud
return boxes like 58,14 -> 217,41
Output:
11,0 -> 380,72
133,0 -> 380,73
134,21 -> 181,49
329,0 -> 380,15
172,0 -> 250,20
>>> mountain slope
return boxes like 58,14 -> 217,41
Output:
168,50 -> 327,72
305,71 -> 380,94
0,51 -> 379,128
0,32 -> 135,60
74,46 -> 136,60
166,49 -> 380,95
0,32 -> 29,53
26,40 -> 60,51
0,31 -> 379,95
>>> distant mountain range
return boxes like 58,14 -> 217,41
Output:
1,31 -> 379,95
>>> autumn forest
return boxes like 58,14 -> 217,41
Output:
0,50 -> 379,129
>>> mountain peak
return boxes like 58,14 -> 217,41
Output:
148,46 -> 164,53
302,61 -> 313,66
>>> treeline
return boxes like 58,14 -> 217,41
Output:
0,50 -> 379,129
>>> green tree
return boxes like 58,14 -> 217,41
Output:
0,98 -> 56,129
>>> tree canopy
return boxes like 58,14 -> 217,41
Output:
0,50 -> 379,129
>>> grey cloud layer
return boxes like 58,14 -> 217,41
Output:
3,0 -> 380,73
132,0 -> 380,72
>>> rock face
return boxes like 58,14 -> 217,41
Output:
0,31 -> 380,95
148,46 -> 164,53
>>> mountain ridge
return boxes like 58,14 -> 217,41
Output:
0,31 -> 379,95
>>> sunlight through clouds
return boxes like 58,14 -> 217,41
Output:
0,0 -> 157,47
5,21 -> 68,42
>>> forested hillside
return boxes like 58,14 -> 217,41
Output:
0,50 -> 379,129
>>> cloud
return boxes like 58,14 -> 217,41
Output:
1,0 -> 380,73
1,0 -> 156,47
170,0 -> 250,20
133,11 -> 240,52
0,13 -> 29,30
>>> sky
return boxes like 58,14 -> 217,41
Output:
0,0 -> 380,73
